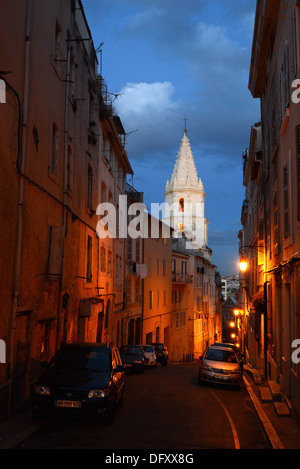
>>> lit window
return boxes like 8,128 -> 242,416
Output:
178,223 -> 184,233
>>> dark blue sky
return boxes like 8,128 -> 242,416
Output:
83,0 -> 260,275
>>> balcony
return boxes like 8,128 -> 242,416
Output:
172,272 -> 193,284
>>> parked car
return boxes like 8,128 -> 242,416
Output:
31,343 -> 125,423
151,343 -> 168,366
138,344 -> 157,367
198,345 -> 242,387
213,342 -> 244,373
118,345 -> 145,373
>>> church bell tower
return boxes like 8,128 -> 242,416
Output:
164,127 -> 208,249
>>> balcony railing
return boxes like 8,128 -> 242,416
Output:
172,273 -> 193,284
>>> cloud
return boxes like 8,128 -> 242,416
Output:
115,81 -> 182,159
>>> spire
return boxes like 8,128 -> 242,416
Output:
166,130 -> 204,192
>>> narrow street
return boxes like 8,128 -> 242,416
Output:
17,364 -> 271,450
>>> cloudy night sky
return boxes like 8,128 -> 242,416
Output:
82,0 -> 260,276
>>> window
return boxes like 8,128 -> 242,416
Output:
149,290 -> 153,309
126,276 -> 131,303
100,246 -> 106,272
101,182 -> 106,203
127,238 -> 132,260
292,9 -> 298,77
281,46 -> 290,109
105,300 -> 110,329
51,123 -> 58,174
54,22 -> 63,73
87,165 -> 93,209
178,223 -> 184,233
180,311 -> 186,327
273,192 -> 279,250
296,125 -> 300,221
163,259 -> 166,276
283,164 -> 289,238
86,236 -> 92,282
136,239 -> 140,263
46,225 -> 62,279
179,197 -> 184,212
135,278 -> 141,303
107,250 -> 112,274
67,144 -> 73,191
40,321 -> 51,357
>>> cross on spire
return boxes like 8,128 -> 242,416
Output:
183,115 -> 189,134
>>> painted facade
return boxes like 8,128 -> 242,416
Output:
240,0 -> 300,420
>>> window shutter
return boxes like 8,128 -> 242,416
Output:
282,46 -> 290,108
297,125 -> 300,221
283,164 -> 289,238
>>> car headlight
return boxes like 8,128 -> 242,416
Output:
201,365 -> 212,371
87,389 -> 110,399
34,385 -> 51,396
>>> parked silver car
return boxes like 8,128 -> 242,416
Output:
198,345 -> 242,387
138,345 -> 157,367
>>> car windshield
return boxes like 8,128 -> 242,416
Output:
49,346 -> 111,371
204,348 -> 237,363
119,346 -> 143,356
143,346 -> 154,353
156,345 -> 164,351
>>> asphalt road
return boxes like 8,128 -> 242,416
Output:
17,363 -> 271,450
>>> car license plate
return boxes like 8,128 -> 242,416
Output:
216,374 -> 228,380
55,400 -> 81,408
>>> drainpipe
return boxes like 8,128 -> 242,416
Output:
55,34 -> 71,351
261,104 -> 268,381
7,0 -> 32,418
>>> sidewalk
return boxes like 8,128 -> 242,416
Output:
243,366 -> 300,449
0,407 -> 40,449
0,365 -> 300,449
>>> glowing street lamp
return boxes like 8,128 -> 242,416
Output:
239,257 -> 248,272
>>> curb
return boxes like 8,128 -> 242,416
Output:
243,375 -> 285,449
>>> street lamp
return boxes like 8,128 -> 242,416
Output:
239,257 -> 248,272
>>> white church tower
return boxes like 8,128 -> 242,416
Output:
164,127 -> 208,250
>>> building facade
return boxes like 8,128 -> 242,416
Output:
240,0 -> 300,419
0,0 -> 133,419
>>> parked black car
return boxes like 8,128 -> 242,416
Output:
31,343 -> 125,423
118,345 -> 145,373
151,343 -> 168,366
